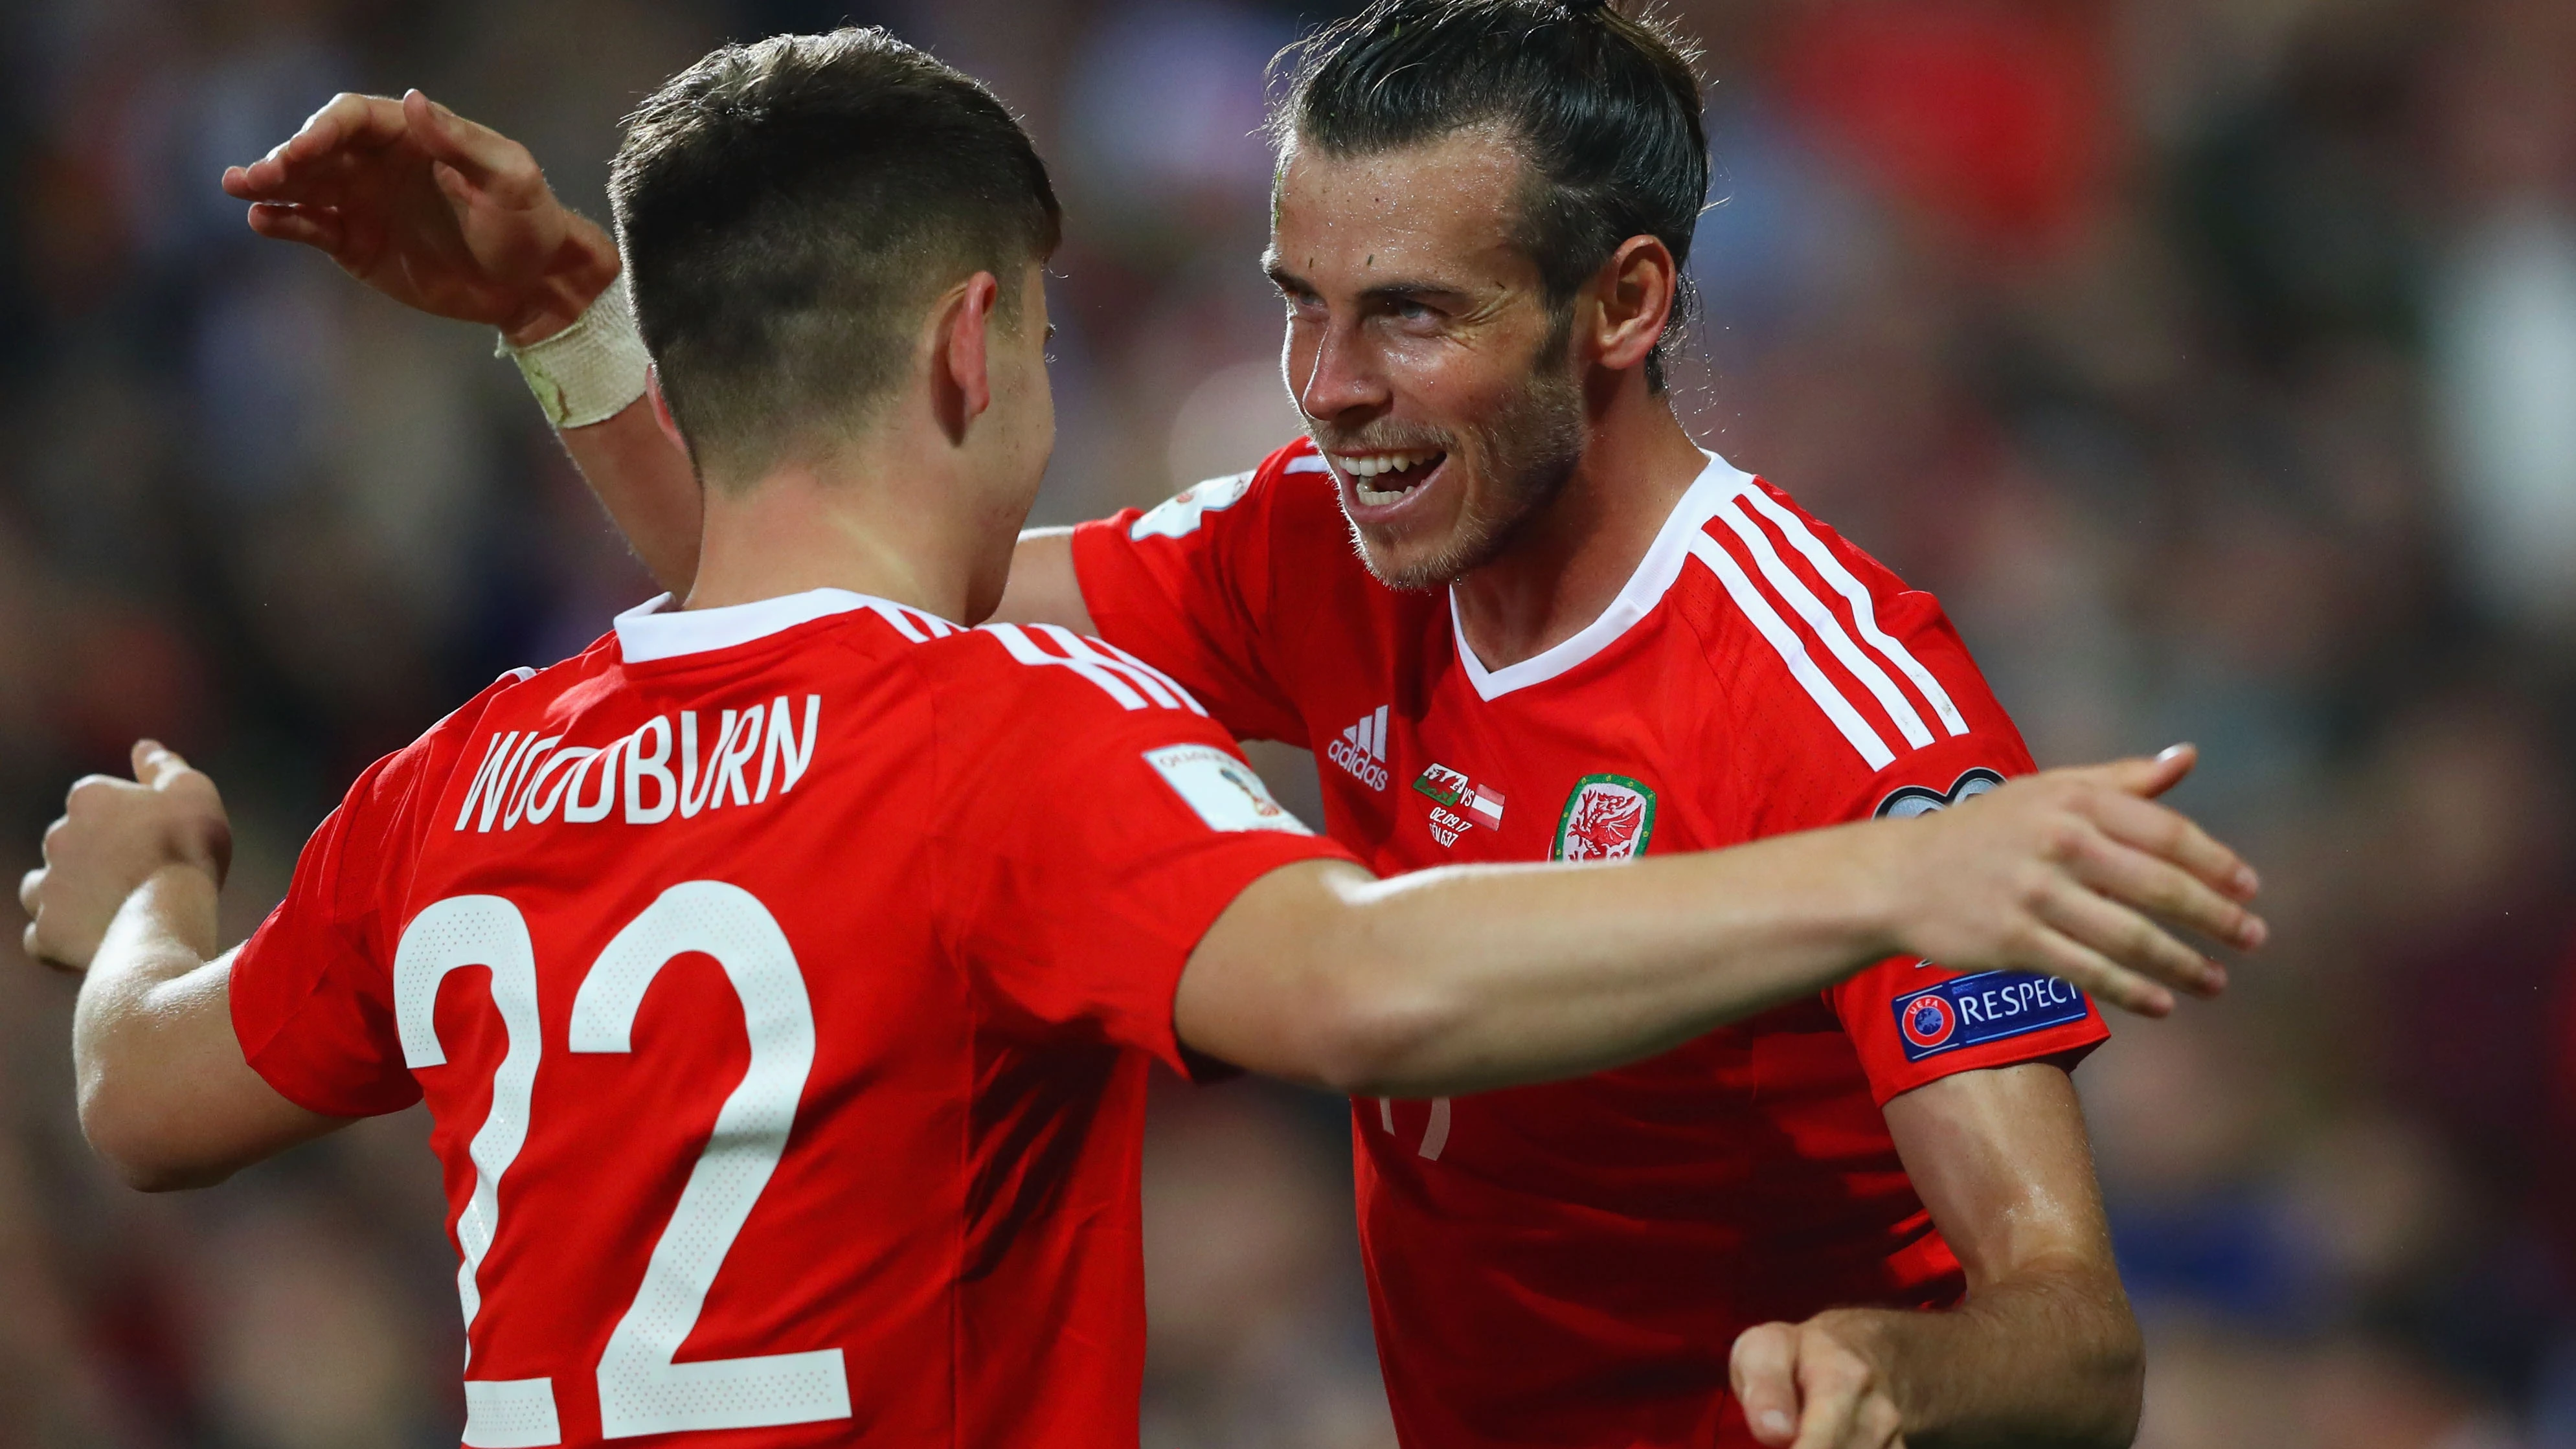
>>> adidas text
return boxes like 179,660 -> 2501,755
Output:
1329,704 -> 1392,790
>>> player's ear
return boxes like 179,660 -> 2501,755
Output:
931,271 -> 999,444
644,365 -> 692,463
1590,234 -> 1675,373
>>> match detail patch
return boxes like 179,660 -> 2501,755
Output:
1891,971 -> 2088,1062
1145,745 -> 1311,834
1413,763 -> 1504,848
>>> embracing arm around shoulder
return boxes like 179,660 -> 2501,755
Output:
20,745 -> 346,1191
1177,748 -> 2262,1099
1730,1064 -> 2141,1449
217,91 -> 705,595
218,91 -> 1122,616
991,527 -> 1096,631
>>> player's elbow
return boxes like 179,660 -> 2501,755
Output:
1186,862 -> 1472,1095
1295,967 -> 1464,1098
2030,1259 -> 2145,1449
77,1073 -> 239,1193
2087,1305 -> 2146,1448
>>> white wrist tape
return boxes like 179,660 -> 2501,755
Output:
497,271 -> 651,429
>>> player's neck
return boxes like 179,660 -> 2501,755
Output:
685,452 -> 989,625
1449,386 -> 1706,672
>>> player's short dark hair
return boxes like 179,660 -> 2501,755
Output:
1271,0 -> 1706,390
611,28 -> 1061,483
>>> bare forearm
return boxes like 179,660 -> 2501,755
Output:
1194,824 -> 1901,1096
74,870 -> 230,1176
74,870 -> 337,1189
1186,758 -> 2257,1095
561,399 -> 703,594
1821,1263 -> 2142,1448
74,866 -> 220,1048
1335,831 -> 1901,1092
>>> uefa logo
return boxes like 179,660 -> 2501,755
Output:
1897,992 -> 1956,1051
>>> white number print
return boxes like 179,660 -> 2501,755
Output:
571,882 -> 848,1437
389,884 -> 848,1446
394,897 -> 561,1449
1377,1095 -> 1454,1161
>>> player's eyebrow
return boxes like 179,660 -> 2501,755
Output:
1264,255 -> 1315,298
1357,279 -> 1475,309
1264,258 -> 1475,309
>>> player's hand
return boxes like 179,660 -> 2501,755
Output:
1732,1312 -> 1905,1449
20,742 -> 232,972
1881,744 -> 2263,1017
220,90 -> 618,344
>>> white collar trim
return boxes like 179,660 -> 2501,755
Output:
613,588 -> 956,663
1449,450 -> 1756,700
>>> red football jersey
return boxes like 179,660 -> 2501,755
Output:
1073,439 -> 2110,1448
229,589 -> 1350,1449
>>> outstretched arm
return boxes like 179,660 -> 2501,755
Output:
1729,1065 -> 2141,1449
20,746 -> 346,1190
227,91 -> 1105,621
225,90 -> 703,591
1179,748 -> 2261,1097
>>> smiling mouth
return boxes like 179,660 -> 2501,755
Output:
1331,449 -> 1447,506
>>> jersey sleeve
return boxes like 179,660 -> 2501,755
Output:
1067,444 -> 1313,747
928,633 -> 1358,1075
1818,722 -> 2112,1107
228,745 -> 435,1118
1703,482 -> 2108,1105
228,676 -> 522,1118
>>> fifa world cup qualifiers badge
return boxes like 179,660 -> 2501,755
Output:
1551,774 -> 1656,862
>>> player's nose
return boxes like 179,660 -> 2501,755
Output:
1294,321 -> 1390,423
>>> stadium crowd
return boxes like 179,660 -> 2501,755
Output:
0,0 -> 2569,1445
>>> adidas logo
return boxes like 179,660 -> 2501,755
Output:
1328,704 -> 1392,790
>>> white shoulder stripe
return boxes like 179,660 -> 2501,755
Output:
1082,635 -> 1211,717
983,623 -> 1146,707
1032,623 -> 1208,713
1736,487 -> 1967,737
978,623 -> 1209,714
866,603 -> 930,643
1713,498 -> 1933,749
1687,535 -> 1895,770
1284,454 -> 1330,474
1032,625 -> 1179,707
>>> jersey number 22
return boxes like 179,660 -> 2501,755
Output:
392,882 -> 848,1446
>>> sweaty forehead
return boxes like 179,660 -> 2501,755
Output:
1272,128 -> 1537,291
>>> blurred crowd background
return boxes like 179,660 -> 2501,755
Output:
0,0 -> 2570,1445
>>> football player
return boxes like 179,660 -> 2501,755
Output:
209,9 -> 2262,1448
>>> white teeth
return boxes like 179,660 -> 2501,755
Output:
1332,450 -> 1435,479
1335,450 -> 1441,508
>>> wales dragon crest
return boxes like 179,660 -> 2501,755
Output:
1551,774 -> 1657,862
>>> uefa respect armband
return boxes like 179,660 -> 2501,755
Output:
1890,970 -> 2089,1062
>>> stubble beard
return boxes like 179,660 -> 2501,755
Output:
1327,350 -> 1588,593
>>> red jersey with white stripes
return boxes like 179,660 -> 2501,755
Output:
1072,438 -> 2108,1449
226,589 -> 1348,1449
